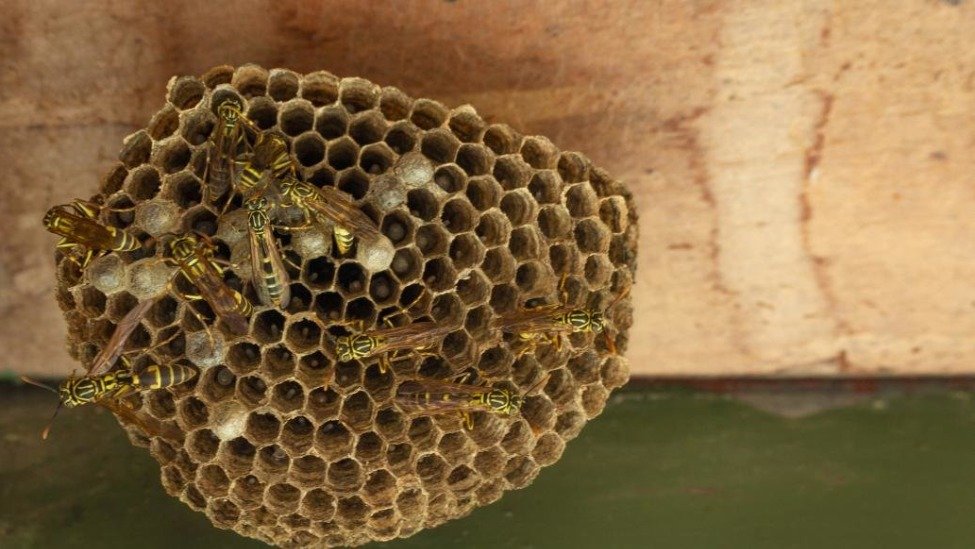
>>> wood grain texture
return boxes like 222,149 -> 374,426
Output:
1,0 -> 972,377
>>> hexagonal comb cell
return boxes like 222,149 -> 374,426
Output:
279,100 -> 316,136
168,76 -> 206,110
51,65 -> 637,548
247,97 -> 278,130
300,71 -> 339,107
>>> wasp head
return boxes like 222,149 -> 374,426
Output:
58,378 -> 84,408
245,196 -> 269,212
216,98 -> 243,122
42,207 -> 61,230
589,311 -> 605,333
334,336 -> 355,362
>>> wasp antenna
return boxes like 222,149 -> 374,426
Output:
523,372 -> 551,397
401,284 -> 430,316
603,330 -> 618,355
606,284 -> 632,312
193,230 -> 218,248
20,376 -> 58,394
40,401 -> 65,440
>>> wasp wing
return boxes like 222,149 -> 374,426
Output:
205,120 -> 231,190
192,263 -> 250,335
46,208 -> 117,249
87,298 -> 156,376
395,379 -> 485,412
491,306 -> 575,335
305,185 -> 384,244
96,397 -> 179,440
371,321 -> 459,355
249,223 -> 291,308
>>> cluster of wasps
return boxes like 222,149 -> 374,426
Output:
30,96 -> 626,439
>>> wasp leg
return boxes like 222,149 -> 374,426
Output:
278,251 -> 302,272
549,333 -> 562,353
515,333 -> 540,359
168,285 -> 215,348
603,330 -> 618,355
274,221 -> 318,233
558,273 -> 571,305
121,328 -> 181,358
55,240 -> 84,267
331,318 -> 367,333
411,348 -> 438,361
210,258 -> 246,275
79,248 -> 97,269
218,182 -> 244,217
112,385 -> 136,400
274,205 -> 318,233
381,315 -> 404,329
452,370 -> 482,387
218,189 -> 237,217
461,411 -> 474,431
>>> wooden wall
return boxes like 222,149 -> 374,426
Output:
2,0 -> 973,377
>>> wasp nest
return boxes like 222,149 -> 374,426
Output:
52,64 -> 637,547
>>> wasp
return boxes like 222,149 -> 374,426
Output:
331,320 -> 459,374
244,196 -> 291,308
236,132 -> 295,194
43,200 -> 140,267
492,276 -> 630,357
22,295 -> 188,439
164,232 -> 253,336
278,177 -> 385,256
204,97 -> 261,200
23,362 -> 197,440
396,373 -> 549,430
219,132 -> 296,215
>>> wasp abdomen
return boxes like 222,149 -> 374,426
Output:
135,363 -> 199,390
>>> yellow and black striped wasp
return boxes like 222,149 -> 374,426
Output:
492,276 -> 629,357
331,320 -> 460,374
244,196 -> 291,309
204,97 -> 262,201
22,297 -> 194,439
235,133 -> 295,195
396,371 -> 549,430
43,200 -> 141,267
163,232 -> 253,336
278,176 -> 387,256
23,362 -> 197,440
219,131 -> 296,215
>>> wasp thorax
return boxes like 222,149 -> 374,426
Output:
168,234 -> 198,259
58,383 -> 79,407
487,388 -> 519,414
49,65 -> 636,548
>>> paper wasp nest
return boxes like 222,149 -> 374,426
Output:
53,65 -> 638,547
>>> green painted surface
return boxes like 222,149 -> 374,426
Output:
3,386 -> 975,548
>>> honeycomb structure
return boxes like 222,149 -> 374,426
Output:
52,65 -> 638,547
